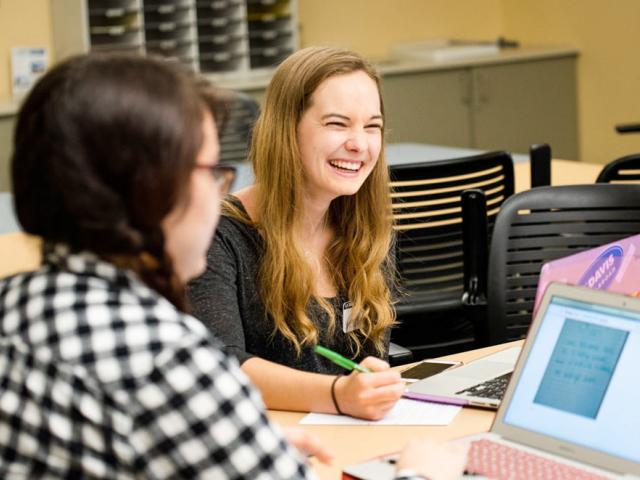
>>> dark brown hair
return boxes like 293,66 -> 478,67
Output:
12,53 -> 222,309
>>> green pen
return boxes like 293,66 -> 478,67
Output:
314,345 -> 372,373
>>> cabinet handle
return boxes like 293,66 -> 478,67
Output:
473,70 -> 490,110
460,71 -> 472,106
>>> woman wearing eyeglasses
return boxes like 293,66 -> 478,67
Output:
0,52 -> 330,478
0,52 -> 469,480
187,46 -> 406,421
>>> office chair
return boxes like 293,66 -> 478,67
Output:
389,151 -> 514,359
218,90 -> 260,164
464,184 -> 640,346
596,153 -> 640,183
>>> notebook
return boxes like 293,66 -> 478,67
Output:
403,345 -> 521,409
344,283 -> 640,479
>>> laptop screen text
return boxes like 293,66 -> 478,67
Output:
504,295 -> 640,464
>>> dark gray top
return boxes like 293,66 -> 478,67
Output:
187,197 -> 389,375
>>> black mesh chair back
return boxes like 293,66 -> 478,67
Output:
596,153 -> 640,183
219,91 -> 260,164
488,184 -> 640,344
390,151 -> 514,323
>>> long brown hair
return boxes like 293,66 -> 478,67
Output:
12,53 -> 224,310
231,46 -> 396,355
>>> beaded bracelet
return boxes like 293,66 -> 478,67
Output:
330,375 -> 343,415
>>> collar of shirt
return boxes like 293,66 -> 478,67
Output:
43,242 -> 139,286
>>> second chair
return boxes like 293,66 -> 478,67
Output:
465,183 -> 640,346
596,153 -> 640,183
389,151 -> 514,358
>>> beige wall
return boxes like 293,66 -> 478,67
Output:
500,0 -> 640,163
1,1 -> 639,164
0,0 -> 53,99
297,0 -> 502,59
298,0 -> 640,164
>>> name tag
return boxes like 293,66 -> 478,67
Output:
342,301 -> 355,333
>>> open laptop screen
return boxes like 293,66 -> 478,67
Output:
503,294 -> 640,464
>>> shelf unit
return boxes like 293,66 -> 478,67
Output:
51,0 -> 298,78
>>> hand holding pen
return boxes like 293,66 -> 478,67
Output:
314,345 -> 405,420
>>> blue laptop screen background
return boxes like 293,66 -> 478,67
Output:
504,295 -> 640,463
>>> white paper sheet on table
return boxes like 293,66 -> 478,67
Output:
299,398 -> 461,426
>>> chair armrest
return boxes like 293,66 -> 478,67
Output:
460,189 -> 490,347
615,122 -> 640,134
461,189 -> 488,307
530,143 -> 552,188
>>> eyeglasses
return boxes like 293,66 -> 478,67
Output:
194,164 -> 237,194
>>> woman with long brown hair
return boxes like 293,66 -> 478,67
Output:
188,46 -> 405,420
0,51 -> 469,480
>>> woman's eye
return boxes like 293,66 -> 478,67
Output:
326,122 -> 346,127
366,124 -> 383,130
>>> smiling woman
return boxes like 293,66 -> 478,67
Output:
187,46 -> 405,421
298,70 -> 383,201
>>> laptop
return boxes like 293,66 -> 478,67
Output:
461,282 -> 640,479
403,345 -> 521,409
532,232 -> 640,318
344,283 -> 640,479
405,233 -> 640,411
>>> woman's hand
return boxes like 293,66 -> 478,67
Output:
396,439 -> 469,480
334,356 -> 405,420
282,426 -> 334,465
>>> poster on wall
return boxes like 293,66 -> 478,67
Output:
11,47 -> 49,100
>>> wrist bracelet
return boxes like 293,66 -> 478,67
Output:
330,375 -> 343,415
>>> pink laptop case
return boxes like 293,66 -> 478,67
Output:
533,233 -> 640,316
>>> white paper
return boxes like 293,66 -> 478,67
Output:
11,47 -> 49,99
299,398 -> 461,426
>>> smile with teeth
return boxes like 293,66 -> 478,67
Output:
329,159 -> 363,172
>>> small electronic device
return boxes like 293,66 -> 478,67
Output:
400,359 -> 461,381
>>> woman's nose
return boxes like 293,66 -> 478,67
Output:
345,130 -> 366,152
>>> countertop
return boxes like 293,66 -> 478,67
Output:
212,44 -> 579,91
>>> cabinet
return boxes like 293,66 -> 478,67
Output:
0,48 -> 580,193
381,55 -> 578,159
0,115 -> 14,192
50,0 -> 298,78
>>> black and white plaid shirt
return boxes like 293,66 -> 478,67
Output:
0,245 -> 312,479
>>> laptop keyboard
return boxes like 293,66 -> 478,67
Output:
456,372 -> 512,400
466,439 -> 609,480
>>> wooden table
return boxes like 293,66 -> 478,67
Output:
513,158 -> 602,192
268,341 -> 523,479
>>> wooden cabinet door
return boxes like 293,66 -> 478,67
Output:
381,68 -> 472,147
0,116 -> 14,192
471,57 -> 578,159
